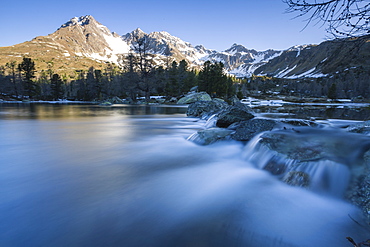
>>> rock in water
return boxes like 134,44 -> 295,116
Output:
232,119 -> 277,141
283,171 -> 310,187
187,128 -> 233,145
346,120 -> 370,135
216,106 -> 254,128
186,100 -> 229,118
177,92 -> 212,104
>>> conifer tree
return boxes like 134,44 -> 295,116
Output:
198,61 -> 232,98
165,61 -> 179,96
18,57 -> 36,98
50,74 -> 64,100
5,61 -> 18,97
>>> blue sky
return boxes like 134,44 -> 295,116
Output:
1,0 -> 329,51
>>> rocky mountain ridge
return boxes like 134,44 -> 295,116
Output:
255,36 -> 370,78
1,15 -> 370,79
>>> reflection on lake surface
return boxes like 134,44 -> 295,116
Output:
0,103 -> 369,247
0,103 -> 188,120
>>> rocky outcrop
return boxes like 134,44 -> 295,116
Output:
186,99 -> 229,118
216,106 -> 254,128
231,119 -> 277,141
177,92 -> 212,105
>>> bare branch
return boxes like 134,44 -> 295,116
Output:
283,0 -> 370,37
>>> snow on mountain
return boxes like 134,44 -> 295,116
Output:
201,43 -> 282,77
60,16 -> 93,28
53,16 -> 284,76
44,16 -> 285,77
121,29 -> 213,65
23,15 -> 359,79
5,15 -> 369,79
52,15 -> 131,63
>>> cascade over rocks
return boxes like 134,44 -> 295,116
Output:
242,127 -> 370,201
259,127 -> 370,164
185,95 -> 370,225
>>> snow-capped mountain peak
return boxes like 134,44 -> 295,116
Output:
225,43 -> 254,55
60,15 -> 96,28
53,15 -> 130,63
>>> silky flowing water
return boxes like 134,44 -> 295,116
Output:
0,103 -> 369,247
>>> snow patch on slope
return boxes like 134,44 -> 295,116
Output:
103,34 -> 130,54
276,65 -> 297,78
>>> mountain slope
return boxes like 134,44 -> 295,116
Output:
255,35 -> 370,78
0,15 -> 126,75
53,15 -> 130,63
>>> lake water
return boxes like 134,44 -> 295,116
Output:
0,103 -> 369,247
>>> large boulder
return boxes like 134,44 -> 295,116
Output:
188,128 -> 233,145
177,92 -> 212,104
186,100 -> 229,118
216,106 -> 254,128
231,119 -> 277,141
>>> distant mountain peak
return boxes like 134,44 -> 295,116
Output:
60,15 -> 96,28
224,43 -> 253,55
133,28 -> 145,35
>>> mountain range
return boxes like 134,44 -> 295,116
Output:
1,15 -> 370,78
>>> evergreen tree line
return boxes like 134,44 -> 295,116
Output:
0,57 -> 236,102
6,56 -> 367,102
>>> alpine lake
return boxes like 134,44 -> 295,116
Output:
1,100 -> 370,247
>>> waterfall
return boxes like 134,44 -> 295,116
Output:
242,127 -> 370,197
204,113 -> 218,128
